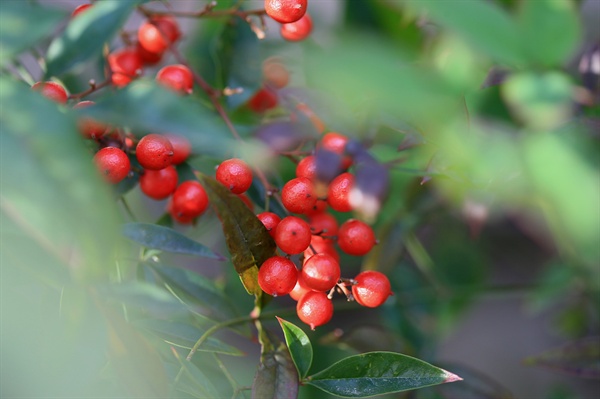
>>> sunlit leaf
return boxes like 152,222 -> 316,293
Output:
307,351 -> 462,397
198,174 -> 276,295
524,337 -> 600,379
123,222 -> 224,259
277,317 -> 313,379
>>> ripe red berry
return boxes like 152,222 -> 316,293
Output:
216,158 -> 253,194
136,134 -> 174,170
258,256 -> 298,297
301,253 -> 341,292
71,3 -> 92,18
247,87 -> 278,113
170,180 -> 209,223
73,101 -> 107,139
308,212 -> 338,236
319,132 -> 352,169
136,41 -> 163,65
108,47 -> 142,87
138,15 -> 181,55
280,13 -> 313,42
327,172 -> 354,212
140,165 -> 178,200
31,81 -> 68,104
297,291 -> 333,330
296,155 -> 317,180
156,64 -> 194,94
305,199 -> 328,216
237,193 -> 254,211
265,0 -> 307,24
303,235 -> 339,265
289,273 -> 312,301
163,134 -> 191,164
352,271 -> 392,308
93,147 -> 130,184
274,216 -> 311,255
337,219 -> 376,256
281,177 -> 317,214
257,212 -> 281,238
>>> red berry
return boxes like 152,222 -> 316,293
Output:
301,253 -> 341,292
170,181 -> 209,223
352,271 -> 392,308
73,101 -> 107,139
305,199 -> 328,216
71,3 -> 92,18
156,64 -> 194,94
296,155 -> 317,180
108,47 -> 142,88
303,235 -> 339,265
258,256 -> 298,297
163,134 -> 191,164
308,212 -> 338,236
31,81 -> 68,104
263,58 -> 290,89
265,0 -> 307,24
274,216 -> 311,255
140,165 -> 178,200
93,147 -> 130,184
281,177 -> 317,214
216,158 -> 253,194
280,13 -> 313,42
136,134 -> 174,170
289,273 -> 312,301
138,15 -> 181,55
297,291 -> 333,330
248,87 -> 278,113
257,212 -> 281,238
337,219 -> 376,256
237,193 -> 254,211
319,132 -> 352,169
327,172 -> 354,212
136,41 -> 163,65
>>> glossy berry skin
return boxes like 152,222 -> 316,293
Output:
337,219 -> 376,256
156,64 -> 193,94
258,256 -> 298,297
308,212 -> 338,236
136,134 -> 174,170
247,87 -> 278,113
163,134 -> 191,164
296,155 -> 317,180
280,13 -> 313,42
216,158 -> 253,194
108,47 -> 142,87
140,165 -> 178,200
352,271 -> 392,308
93,147 -> 130,184
71,3 -> 92,18
138,16 -> 181,55
274,216 -> 311,255
136,41 -> 163,65
297,291 -> 333,330
265,0 -> 307,24
327,172 -> 354,212
301,253 -> 341,292
320,132 -> 352,169
281,177 -> 317,214
170,181 -> 209,223
289,273 -> 312,301
303,235 -> 339,264
31,81 -> 68,104
73,101 -> 106,139
257,212 -> 281,238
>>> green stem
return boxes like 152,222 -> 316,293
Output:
405,233 -> 446,295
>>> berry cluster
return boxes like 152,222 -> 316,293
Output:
256,132 -> 393,330
264,0 -> 313,42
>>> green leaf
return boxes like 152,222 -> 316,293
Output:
252,323 -> 299,399
171,347 -> 221,399
277,317 -> 313,379
307,351 -> 462,397
123,222 -> 224,259
134,319 -> 243,356
0,2 -> 68,66
524,337 -> 600,379
198,174 -> 277,295
409,0 -> 523,66
45,0 -> 138,76
99,281 -> 187,315
84,80 -> 235,157
518,0 -> 580,67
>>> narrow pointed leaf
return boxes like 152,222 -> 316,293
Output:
123,222 -> 223,259
523,337 -> 600,379
198,174 -> 276,295
307,351 -> 462,398
171,347 -> 221,398
277,317 -> 313,379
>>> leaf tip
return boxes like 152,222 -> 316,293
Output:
442,369 -> 463,383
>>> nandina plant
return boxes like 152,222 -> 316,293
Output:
3,1 -> 596,399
